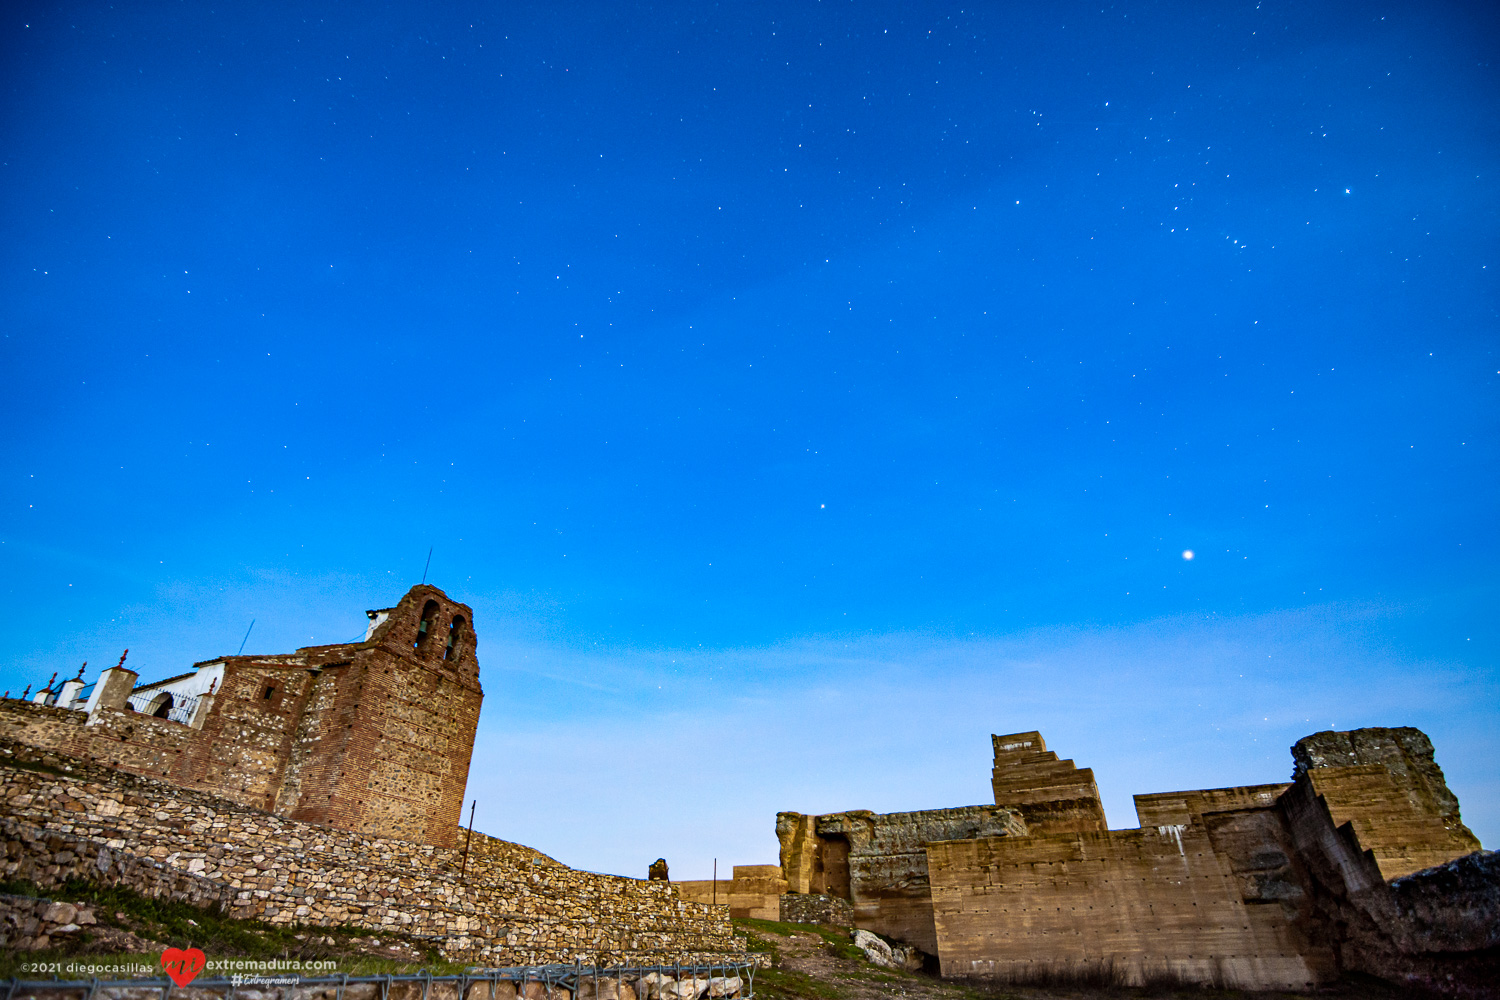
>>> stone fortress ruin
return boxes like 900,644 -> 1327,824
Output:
6,585 -> 482,847
1,585 -> 735,965
762,729 -> 1497,994
3,585 -> 1497,994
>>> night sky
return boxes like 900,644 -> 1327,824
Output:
3,1 -> 1497,876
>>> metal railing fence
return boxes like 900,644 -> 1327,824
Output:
124,691 -> 201,726
1,959 -> 759,1000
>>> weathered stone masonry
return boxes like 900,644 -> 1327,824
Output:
1,586 -> 482,849
1,585 -> 740,966
1,740 -> 737,966
779,727 -> 1496,996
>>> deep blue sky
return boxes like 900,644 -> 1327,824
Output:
3,1 -> 1497,876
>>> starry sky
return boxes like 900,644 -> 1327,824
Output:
2,1 -> 1497,876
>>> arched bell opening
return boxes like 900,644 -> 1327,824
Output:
414,599 -> 441,654
444,615 -> 467,661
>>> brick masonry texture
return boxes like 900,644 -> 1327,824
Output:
1,586 -> 483,849
0,740 -> 739,967
778,726 -> 1497,996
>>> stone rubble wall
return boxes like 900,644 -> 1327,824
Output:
777,894 -> 852,927
0,740 -> 740,967
0,893 -> 101,952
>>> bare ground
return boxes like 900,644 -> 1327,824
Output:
733,920 -> 1426,1000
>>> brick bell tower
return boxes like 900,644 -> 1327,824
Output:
282,585 -> 484,847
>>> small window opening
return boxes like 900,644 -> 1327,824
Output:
444,616 -> 466,661
263,686 -> 275,700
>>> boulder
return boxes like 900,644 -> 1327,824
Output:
41,902 -> 77,924
705,977 -> 742,998
574,978 -> 636,1000
852,929 -> 895,968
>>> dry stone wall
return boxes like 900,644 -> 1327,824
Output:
778,894 -> 852,927
1,894 -> 102,952
0,740 -> 739,967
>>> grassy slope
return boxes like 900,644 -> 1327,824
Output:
0,879 -> 464,979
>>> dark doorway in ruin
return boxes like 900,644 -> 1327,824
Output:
818,833 -> 852,900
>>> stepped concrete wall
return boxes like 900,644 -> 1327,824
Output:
777,726 -> 1494,995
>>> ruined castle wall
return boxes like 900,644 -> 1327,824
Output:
0,586 -> 486,851
1276,767 -> 1499,998
271,666 -> 344,818
0,662 -> 324,817
926,822 -> 1329,990
778,806 -> 1024,955
676,866 -> 786,920
1133,784 -> 1291,827
307,586 -> 483,848
0,741 -> 737,966
1290,727 -> 1481,882
0,680 -> 297,821
183,662 -> 320,810
990,732 -> 1108,835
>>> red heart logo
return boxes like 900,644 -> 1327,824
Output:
161,947 -> 207,987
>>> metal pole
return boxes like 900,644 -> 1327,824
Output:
712,859 -> 716,910
237,620 -> 255,656
461,799 -> 477,877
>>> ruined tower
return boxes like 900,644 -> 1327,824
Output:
269,584 -> 484,846
1,584 -> 483,848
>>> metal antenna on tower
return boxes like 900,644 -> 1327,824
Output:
237,620 -> 255,656
421,546 -> 433,585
